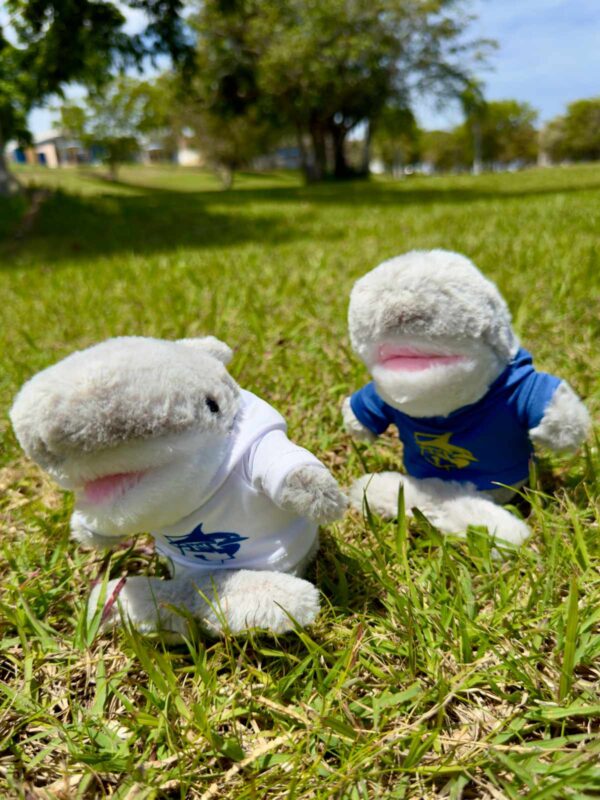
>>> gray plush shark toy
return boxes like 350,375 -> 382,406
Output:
10,336 -> 348,639
343,250 -> 590,547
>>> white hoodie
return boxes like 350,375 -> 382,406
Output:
153,390 -> 324,574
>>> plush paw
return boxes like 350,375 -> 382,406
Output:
349,472 -> 531,551
341,396 -> 376,442
196,570 -> 321,635
529,381 -> 591,452
88,576 -> 192,642
278,465 -> 348,524
71,510 -> 129,550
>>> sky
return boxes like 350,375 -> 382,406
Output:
9,0 -> 600,137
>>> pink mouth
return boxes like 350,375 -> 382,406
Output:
82,471 -> 146,504
377,345 -> 466,372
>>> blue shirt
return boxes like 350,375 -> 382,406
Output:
350,348 -> 561,491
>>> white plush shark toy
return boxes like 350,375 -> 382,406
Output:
10,336 -> 347,639
343,250 -> 590,547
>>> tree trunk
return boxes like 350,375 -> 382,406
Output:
108,159 -> 120,181
218,164 -> 234,189
331,124 -> 350,179
0,124 -> 19,196
296,122 -> 312,183
472,120 -> 482,175
360,120 -> 372,176
309,118 -> 327,181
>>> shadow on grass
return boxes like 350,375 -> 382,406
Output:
93,169 -> 600,207
3,168 -> 600,267
0,185 -> 321,268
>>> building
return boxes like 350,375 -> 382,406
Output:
11,131 -> 89,168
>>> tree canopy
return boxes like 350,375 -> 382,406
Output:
542,98 -> 600,163
189,0 -> 492,181
0,0 -> 191,193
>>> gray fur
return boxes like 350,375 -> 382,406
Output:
10,336 -> 240,467
278,465 -> 349,524
348,249 -> 519,364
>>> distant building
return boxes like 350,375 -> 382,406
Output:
33,131 -> 89,167
175,134 -> 205,167
10,131 -> 89,168
252,146 -> 301,171
9,130 -> 207,169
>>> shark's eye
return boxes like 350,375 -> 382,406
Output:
206,397 -> 220,414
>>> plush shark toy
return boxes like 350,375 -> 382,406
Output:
343,250 -> 590,546
10,336 -> 348,639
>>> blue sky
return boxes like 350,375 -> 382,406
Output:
417,0 -> 600,128
15,0 -> 600,136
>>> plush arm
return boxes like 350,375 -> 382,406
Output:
341,396 -> 377,442
529,381 -> 591,452
70,510 -> 130,550
248,429 -> 348,524
278,465 -> 348,524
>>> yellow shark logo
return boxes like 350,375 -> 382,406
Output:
414,431 -> 478,470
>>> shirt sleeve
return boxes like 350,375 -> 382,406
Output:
350,383 -> 393,435
245,428 -> 327,503
512,369 -> 562,430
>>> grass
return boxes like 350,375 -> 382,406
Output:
0,162 -> 599,799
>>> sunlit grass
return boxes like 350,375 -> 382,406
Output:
0,163 -> 599,798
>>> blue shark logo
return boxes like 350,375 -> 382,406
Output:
165,523 -> 248,563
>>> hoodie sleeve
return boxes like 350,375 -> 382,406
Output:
350,382 -> 393,435
245,429 -> 328,504
512,369 -> 562,430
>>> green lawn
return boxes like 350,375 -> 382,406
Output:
1,163 -> 599,799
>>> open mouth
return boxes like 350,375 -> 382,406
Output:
82,471 -> 147,504
377,344 -> 467,372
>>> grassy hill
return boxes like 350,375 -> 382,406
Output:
1,164 -> 599,798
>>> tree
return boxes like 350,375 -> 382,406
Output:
190,0 -> 491,182
0,31 -> 32,193
372,106 -> 420,177
461,100 -> 538,168
0,0 -> 191,194
421,129 -> 468,172
539,116 -> 568,164
182,105 -> 279,188
485,100 -> 538,166
542,98 -> 600,163
57,77 -> 179,179
459,79 -> 486,174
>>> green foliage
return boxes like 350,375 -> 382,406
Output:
543,97 -> 600,163
190,0 -> 491,181
5,0 -> 191,98
372,106 -> 420,176
0,0 -> 191,193
463,100 -> 539,167
0,30 -> 33,192
56,77 -> 180,178
420,129 -> 468,172
0,163 -> 599,796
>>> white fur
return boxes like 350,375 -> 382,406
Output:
350,472 -> 530,547
342,396 -> 376,441
11,335 -> 346,637
369,336 -> 505,418
72,432 -> 230,537
71,510 -> 129,548
530,380 -> 591,452
88,569 -> 321,640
